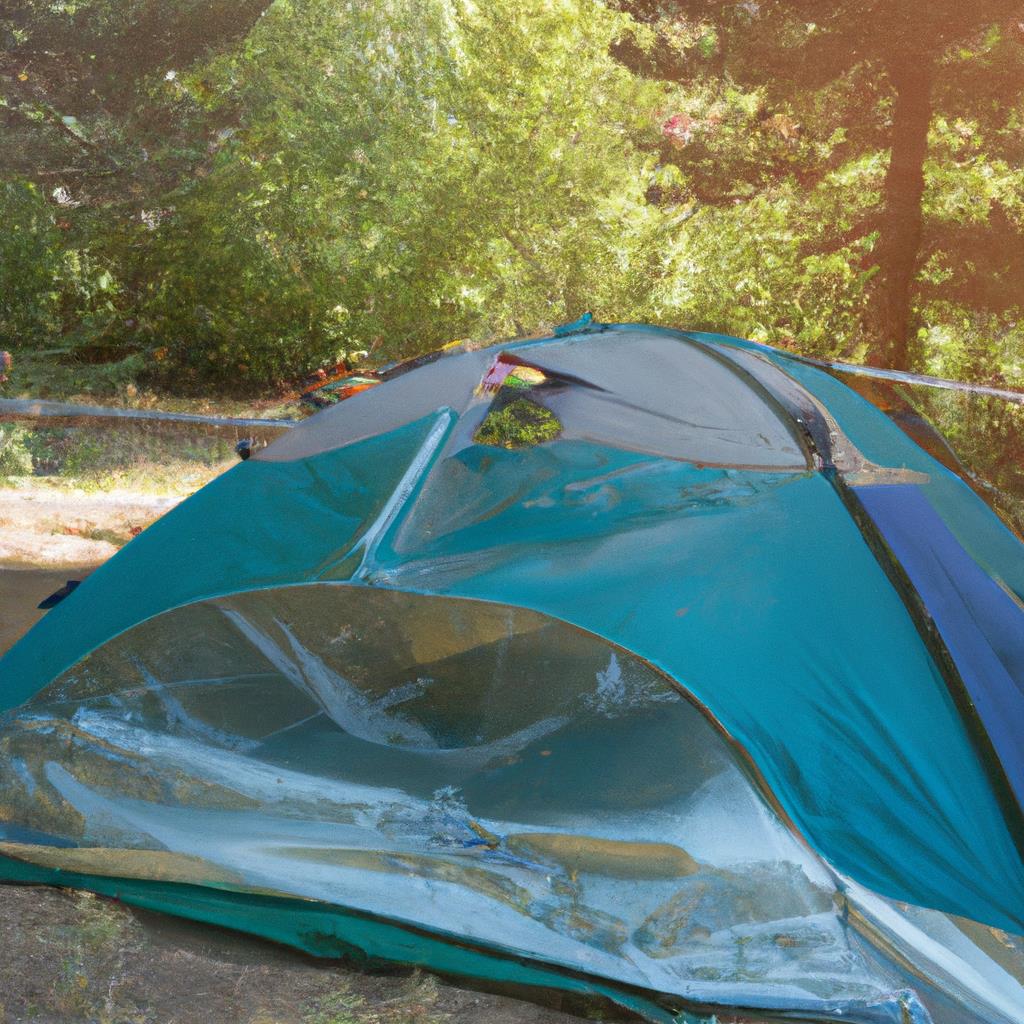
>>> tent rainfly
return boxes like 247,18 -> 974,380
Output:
2,324 -> 1024,1024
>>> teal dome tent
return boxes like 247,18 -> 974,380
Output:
2,324 -> 1024,1023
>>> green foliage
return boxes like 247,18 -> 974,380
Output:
0,182 -> 63,346
12,420 -> 237,492
900,384 -> 1024,536
2,0 -> 1023,390
644,185 -> 877,360
0,180 -> 124,352
126,0 -> 671,386
0,425 -> 34,478
626,1 -> 1024,373
474,398 -> 561,448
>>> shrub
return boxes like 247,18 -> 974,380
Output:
0,425 -> 35,478
474,398 -> 561,448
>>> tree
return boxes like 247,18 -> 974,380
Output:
0,181 -> 63,346
0,0 -> 270,194
0,0 -> 275,364
618,0 -> 1024,372
128,0 -> 672,385
3,0 -> 1022,389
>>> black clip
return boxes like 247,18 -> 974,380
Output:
38,580 -> 81,610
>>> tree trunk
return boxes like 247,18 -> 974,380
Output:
868,59 -> 934,371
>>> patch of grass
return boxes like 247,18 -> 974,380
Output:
303,972 -> 448,1024
474,398 -> 560,449
6,420 -> 244,494
0,424 -> 34,478
47,892 -> 144,1022
5,347 -> 300,421
83,526 -> 137,545
74,891 -> 133,955
0,348 -> 304,496
303,984 -> 367,1024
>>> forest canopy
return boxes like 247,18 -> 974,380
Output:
1,0 -> 1022,390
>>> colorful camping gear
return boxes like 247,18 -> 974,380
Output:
299,366 -> 381,409
2,324 -> 1024,1024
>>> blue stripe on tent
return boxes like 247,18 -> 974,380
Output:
856,483 -> 1024,811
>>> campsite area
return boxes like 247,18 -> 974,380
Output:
3,0 -> 1024,1021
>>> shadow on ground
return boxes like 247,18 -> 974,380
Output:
0,884 -> 606,1024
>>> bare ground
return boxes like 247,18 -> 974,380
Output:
0,487 -> 181,568
0,883 -> 602,1024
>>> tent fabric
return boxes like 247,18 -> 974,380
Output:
2,324 -> 1024,1024
856,482 -> 1024,810
486,329 -> 809,468
0,414 -> 448,713
368,442 -> 1024,933
259,349 -> 491,462
2,586 -> 914,1012
687,330 -> 1024,601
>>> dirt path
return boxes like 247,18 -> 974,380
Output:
0,484 -> 185,655
0,885 -> 598,1024
0,487 -> 181,568
0,567 -> 93,656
